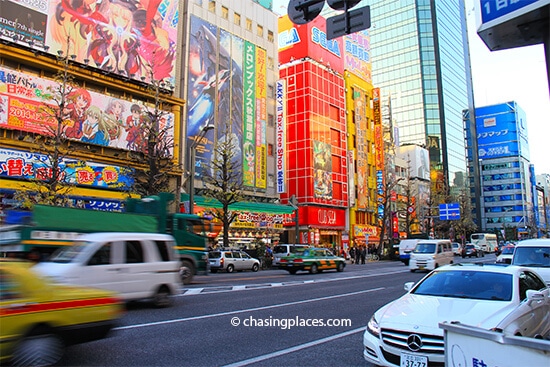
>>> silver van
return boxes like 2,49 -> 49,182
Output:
272,244 -> 309,266
34,232 -> 181,307
409,239 -> 454,272
511,239 -> 550,286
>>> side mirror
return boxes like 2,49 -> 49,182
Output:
404,282 -> 414,292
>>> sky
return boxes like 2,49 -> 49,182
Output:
272,0 -> 550,174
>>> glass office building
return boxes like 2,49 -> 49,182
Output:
368,0 -> 474,192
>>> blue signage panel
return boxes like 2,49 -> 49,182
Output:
480,0 -> 539,24
439,203 -> 460,221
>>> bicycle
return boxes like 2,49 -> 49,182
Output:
366,253 -> 379,262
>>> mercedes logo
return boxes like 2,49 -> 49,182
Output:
407,334 -> 423,352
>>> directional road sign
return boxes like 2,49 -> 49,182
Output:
439,203 -> 460,221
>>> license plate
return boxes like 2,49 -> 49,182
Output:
418,266 -> 425,269
400,352 -> 427,367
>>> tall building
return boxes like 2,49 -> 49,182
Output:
467,102 -> 535,239
368,0 -> 474,194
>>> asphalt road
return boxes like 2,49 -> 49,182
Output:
56,255 -> 497,366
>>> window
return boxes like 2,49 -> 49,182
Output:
221,6 -> 228,19
208,0 -> 215,13
268,143 -> 274,156
89,244 -> 111,265
155,241 -> 171,261
234,12 -> 241,26
267,113 -> 274,127
267,84 -> 274,98
125,241 -> 144,263
267,30 -> 274,42
246,18 -> 252,31
267,56 -> 274,70
257,24 -> 264,37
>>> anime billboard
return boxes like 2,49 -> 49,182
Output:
344,30 -> 371,84
0,66 -> 174,153
313,140 -> 333,200
187,16 -> 266,189
0,0 -> 179,85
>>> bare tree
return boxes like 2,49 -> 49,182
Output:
14,44 -> 76,208
201,123 -> 244,248
127,77 -> 178,198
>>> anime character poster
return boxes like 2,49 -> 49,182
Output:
313,140 -> 333,200
354,89 -> 368,209
0,65 -> 174,153
186,16 -> 244,179
243,40 -> 256,187
44,0 -> 178,85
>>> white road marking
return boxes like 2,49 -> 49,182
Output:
221,326 -> 366,367
115,287 -> 384,331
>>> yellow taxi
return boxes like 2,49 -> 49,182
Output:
0,260 -> 124,366
278,247 -> 346,274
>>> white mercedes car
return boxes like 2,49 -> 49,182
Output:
363,263 -> 550,367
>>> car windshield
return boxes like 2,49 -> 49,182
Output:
412,270 -> 513,301
273,246 -> 288,254
49,242 -> 90,263
208,251 -> 221,259
413,243 -> 436,253
501,247 -> 515,255
512,247 -> 550,267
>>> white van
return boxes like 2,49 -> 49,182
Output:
272,244 -> 310,266
409,239 -> 454,272
511,239 -> 550,286
34,233 -> 181,307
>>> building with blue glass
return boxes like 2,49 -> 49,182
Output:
467,101 -> 538,239
368,0 -> 475,193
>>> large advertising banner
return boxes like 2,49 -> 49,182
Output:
276,80 -> 286,194
344,30 -> 371,84
255,47 -> 267,189
0,66 -> 174,153
243,40 -> 256,187
354,88 -> 368,209
0,147 -> 134,190
187,16 -> 245,178
313,140 -> 333,200
0,0 -> 179,85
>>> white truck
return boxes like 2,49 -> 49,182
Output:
398,239 -> 421,265
440,322 -> 550,366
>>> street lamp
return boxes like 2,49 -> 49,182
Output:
188,124 -> 215,215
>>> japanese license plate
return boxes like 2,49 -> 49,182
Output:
400,352 -> 427,367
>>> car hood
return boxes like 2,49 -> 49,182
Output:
375,294 -> 516,335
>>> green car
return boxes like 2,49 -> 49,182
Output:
278,248 -> 346,274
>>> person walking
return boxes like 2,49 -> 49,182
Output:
360,246 -> 366,264
349,246 -> 356,264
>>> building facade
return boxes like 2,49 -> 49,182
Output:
368,0 -> 474,196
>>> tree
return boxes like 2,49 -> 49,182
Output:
14,44 -> 77,209
201,123 -> 244,248
126,76 -> 178,198
451,190 -> 477,244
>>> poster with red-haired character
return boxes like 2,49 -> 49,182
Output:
43,0 -> 179,84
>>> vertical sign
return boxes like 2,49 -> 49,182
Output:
276,80 -> 286,193
256,47 -> 267,189
354,88 -> 368,209
243,41 -> 256,187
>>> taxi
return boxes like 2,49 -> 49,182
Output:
278,248 -> 346,274
0,260 -> 124,366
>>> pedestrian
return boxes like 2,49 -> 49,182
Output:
350,246 -> 356,264
360,246 -> 366,264
355,246 -> 361,264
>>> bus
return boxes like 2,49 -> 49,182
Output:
470,233 -> 498,253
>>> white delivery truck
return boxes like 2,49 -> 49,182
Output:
398,239 -> 420,265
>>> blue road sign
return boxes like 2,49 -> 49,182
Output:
480,0 -> 539,24
439,203 -> 460,221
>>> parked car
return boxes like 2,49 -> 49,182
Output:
462,243 -> 484,258
363,263 -> 550,367
278,247 -> 346,274
0,260 -> 124,366
34,232 -> 181,308
496,244 -> 515,264
208,249 -> 260,273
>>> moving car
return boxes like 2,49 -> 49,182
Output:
409,239 -> 454,272
363,263 -> 550,367
208,249 -> 260,273
452,242 -> 461,256
462,243 -> 484,258
272,244 -> 310,266
0,260 -> 124,366
278,247 -> 345,274
34,232 -> 182,308
496,244 -> 515,264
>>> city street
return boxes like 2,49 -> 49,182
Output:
55,255 -> 496,366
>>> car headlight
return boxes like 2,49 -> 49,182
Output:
367,315 -> 380,337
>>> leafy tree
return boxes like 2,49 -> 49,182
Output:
201,122 -> 244,248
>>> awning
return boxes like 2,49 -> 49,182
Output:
181,194 -> 295,215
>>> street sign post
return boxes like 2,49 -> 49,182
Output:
326,6 -> 371,40
439,203 -> 460,221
